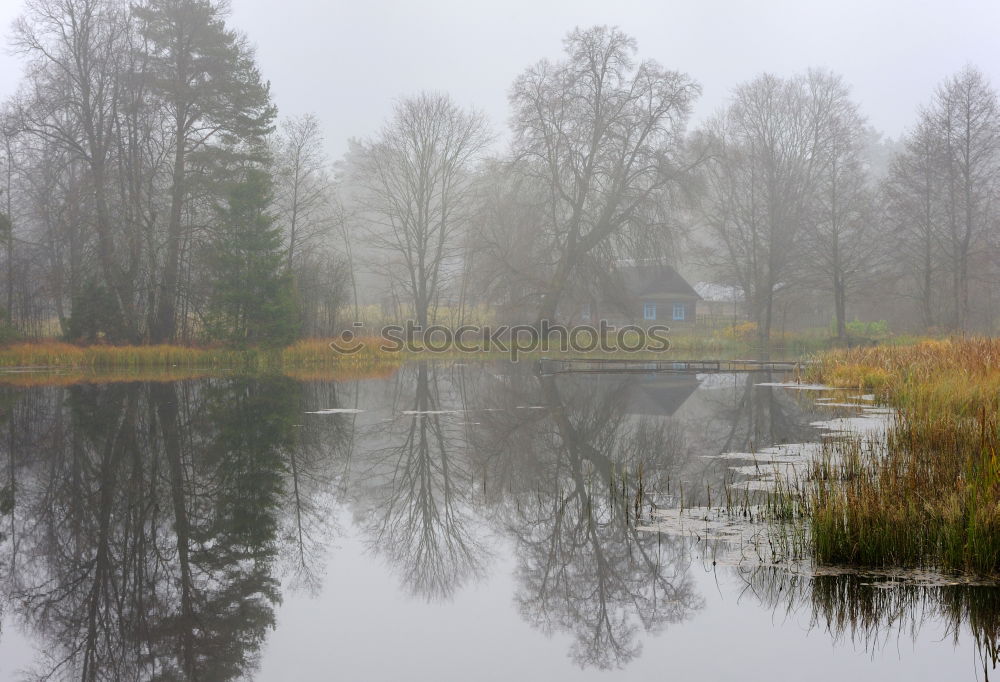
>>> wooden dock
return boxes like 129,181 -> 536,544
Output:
537,357 -> 809,375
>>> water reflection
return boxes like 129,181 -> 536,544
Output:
0,364 -> 995,679
743,567 -> 1000,678
489,373 -> 701,669
359,362 -> 488,600
0,378 -> 304,679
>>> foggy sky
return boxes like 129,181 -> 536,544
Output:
2,0 -> 999,157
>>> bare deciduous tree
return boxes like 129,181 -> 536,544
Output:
930,66 -> 1000,331
884,119 -> 944,329
351,92 -> 490,327
883,66 -> 1000,332
508,26 -> 700,323
274,113 -> 332,272
801,73 -> 884,341
1,107 -> 17,322
13,0 -> 141,337
699,72 -> 834,346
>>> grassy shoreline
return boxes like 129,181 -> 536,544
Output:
0,332 -> 916,389
0,339 -> 401,370
0,330 -> 895,370
804,338 -> 1000,575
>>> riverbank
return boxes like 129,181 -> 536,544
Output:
0,339 -> 400,371
0,330 -> 901,371
804,338 -> 1000,575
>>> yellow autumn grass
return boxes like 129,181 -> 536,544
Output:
0,337 -> 405,385
804,337 -> 1000,574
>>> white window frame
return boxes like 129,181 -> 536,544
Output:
672,303 -> 686,321
643,303 -> 657,321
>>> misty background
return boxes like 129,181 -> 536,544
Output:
1,0 -> 999,347
4,0 -> 998,158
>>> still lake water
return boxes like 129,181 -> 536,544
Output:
0,361 -> 995,681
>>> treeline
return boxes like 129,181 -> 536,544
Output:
1,9 -> 998,347
0,0 -> 344,345
696,66 -> 1000,341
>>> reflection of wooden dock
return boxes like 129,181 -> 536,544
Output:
538,357 -> 810,375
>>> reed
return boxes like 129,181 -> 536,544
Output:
0,340 -> 404,387
0,341 -> 251,369
0,328 -> 877,372
0,337 -> 406,372
0,368 -> 220,387
804,337 -> 1000,575
280,337 -> 404,369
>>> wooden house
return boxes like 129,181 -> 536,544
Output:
569,264 -> 701,327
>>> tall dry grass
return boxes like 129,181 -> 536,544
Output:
805,337 -> 1000,575
0,337 -> 405,386
0,342 -> 251,369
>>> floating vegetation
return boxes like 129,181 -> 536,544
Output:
637,505 -> 810,569
652,340 -> 1000,578
753,382 -> 831,391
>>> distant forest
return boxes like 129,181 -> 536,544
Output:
1,0 -> 998,346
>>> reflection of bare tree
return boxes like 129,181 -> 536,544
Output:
0,378 -> 303,681
710,372 -> 820,454
280,380 -> 354,595
9,366 -> 993,678
360,362 -> 488,600
472,371 -> 703,669
13,383 -> 151,680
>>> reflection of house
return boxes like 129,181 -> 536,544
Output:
626,374 -> 701,417
569,264 -> 701,327
571,373 -> 701,418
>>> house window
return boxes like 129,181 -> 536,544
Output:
581,303 -> 591,321
672,303 -> 686,321
643,303 -> 657,321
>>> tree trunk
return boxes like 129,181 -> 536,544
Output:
760,287 -> 774,357
922,233 -> 934,329
536,248 -> 574,325
4,135 -> 12,327
154,118 -> 186,343
153,382 -> 196,676
833,274 -> 847,342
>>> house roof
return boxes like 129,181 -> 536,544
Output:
619,265 -> 702,301
693,281 -> 743,302
571,372 -> 700,417
626,374 -> 701,417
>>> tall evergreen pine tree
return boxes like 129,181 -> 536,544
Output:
207,168 -> 298,346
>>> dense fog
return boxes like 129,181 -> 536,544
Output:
0,1 -> 998,347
